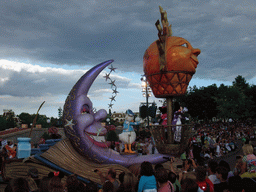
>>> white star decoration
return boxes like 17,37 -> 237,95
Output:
64,119 -> 75,130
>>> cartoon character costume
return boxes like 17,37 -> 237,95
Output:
119,109 -> 140,153
172,107 -> 189,143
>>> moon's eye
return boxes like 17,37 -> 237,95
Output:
81,104 -> 90,114
181,43 -> 188,48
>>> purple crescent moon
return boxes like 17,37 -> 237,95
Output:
63,60 -> 169,167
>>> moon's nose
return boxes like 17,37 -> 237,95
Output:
192,48 -> 201,57
94,109 -> 107,122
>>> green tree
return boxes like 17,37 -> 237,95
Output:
232,75 -> 249,91
6,114 -> 15,129
0,116 -> 7,131
18,113 -> 32,126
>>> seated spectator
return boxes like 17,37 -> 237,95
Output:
240,144 -> 256,178
195,166 -> 214,192
228,176 -> 244,192
180,178 -> 198,192
207,160 -> 220,185
137,161 -> 157,192
214,166 -> 229,192
155,167 -> 174,192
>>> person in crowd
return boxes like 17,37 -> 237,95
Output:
65,174 -> 86,192
85,181 -> 98,192
207,160 -> 220,185
48,174 -> 64,192
96,168 -> 120,192
178,159 -> 197,183
168,171 -> 181,192
214,166 -> 229,192
5,177 -> 30,192
228,176 -> 244,192
137,161 -> 157,192
116,172 -> 136,192
233,156 -> 243,176
38,176 -> 51,192
26,167 -> 39,192
241,177 -> 256,192
5,141 -> 17,159
27,167 -> 40,187
195,166 -> 214,192
101,181 -> 114,192
154,163 -> 164,172
240,143 -> 256,178
218,160 -> 234,181
180,178 -> 198,192
155,167 -> 174,192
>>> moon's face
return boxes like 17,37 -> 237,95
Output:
76,95 -> 109,148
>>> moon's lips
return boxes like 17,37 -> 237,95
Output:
86,133 -> 110,148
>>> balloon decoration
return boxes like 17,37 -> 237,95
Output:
143,6 -> 201,98
63,60 -> 170,167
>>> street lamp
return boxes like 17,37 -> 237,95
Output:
47,119 -> 51,128
106,118 -> 110,125
141,76 -> 152,128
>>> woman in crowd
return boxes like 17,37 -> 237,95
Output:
137,161 -> 157,192
155,167 -> 174,192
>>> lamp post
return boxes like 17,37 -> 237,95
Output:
106,118 -> 110,125
141,76 -> 152,128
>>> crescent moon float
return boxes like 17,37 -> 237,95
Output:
63,60 -> 170,167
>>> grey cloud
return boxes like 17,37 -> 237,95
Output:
0,0 -> 255,82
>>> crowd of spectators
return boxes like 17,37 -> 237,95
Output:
2,122 -> 256,192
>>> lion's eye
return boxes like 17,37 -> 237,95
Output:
81,104 -> 90,114
181,43 -> 188,48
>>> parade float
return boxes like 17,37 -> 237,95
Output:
1,5 -> 199,186
143,6 -> 200,155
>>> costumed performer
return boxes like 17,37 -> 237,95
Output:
172,106 -> 189,143
119,109 -> 140,153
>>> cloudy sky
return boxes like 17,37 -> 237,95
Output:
0,0 -> 255,118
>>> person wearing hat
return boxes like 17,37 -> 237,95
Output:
119,109 -> 140,153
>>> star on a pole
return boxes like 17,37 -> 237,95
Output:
109,80 -> 116,87
103,73 -> 110,81
64,119 -> 75,130
108,103 -> 113,108
113,89 -> 119,94
109,65 -> 116,73
110,96 -> 116,102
